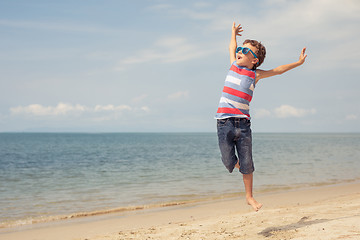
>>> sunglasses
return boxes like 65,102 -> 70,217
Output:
236,47 -> 258,59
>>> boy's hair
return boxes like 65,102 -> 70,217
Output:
243,39 -> 266,70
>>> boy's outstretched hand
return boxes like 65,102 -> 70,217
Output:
232,22 -> 243,36
298,47 -> 307,65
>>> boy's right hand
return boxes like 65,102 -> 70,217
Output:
232,22 -> 243,36
229,22 -> 243,64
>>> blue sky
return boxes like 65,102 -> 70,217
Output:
1,0 -> 359,132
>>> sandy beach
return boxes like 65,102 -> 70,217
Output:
1,182 -> 360,240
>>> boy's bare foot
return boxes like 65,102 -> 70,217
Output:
246,196 -> 262,211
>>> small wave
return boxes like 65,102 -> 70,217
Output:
0,195 -> 230,229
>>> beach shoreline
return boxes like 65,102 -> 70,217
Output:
2,179 -> 359,230
1,182 -> 360,240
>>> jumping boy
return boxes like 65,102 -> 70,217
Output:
215,22 -> 307,211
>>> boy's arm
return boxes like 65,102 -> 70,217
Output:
229,22 -> 243,65
256,47 -> 307,83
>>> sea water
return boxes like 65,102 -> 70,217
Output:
0,133 -> 359,227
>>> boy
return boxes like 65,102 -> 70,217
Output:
215,22 -> 307,211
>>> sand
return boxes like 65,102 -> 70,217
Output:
1,182 -> 360,240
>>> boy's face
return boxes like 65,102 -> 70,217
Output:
235,43 -> 259,69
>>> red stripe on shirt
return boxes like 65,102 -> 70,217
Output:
216,107 -> 250,117
222,86 -> 252,102
230,65 -> 255,79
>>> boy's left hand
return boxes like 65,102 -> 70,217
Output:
298,47 -> 307,65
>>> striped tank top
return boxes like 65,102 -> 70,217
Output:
215,62 -> 256,119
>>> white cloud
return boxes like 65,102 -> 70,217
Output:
253,105 -> 316,119
94,104 -> 132,112
346,114 -> 358,120
141,106 -> 150,112
10,103 -> 87,116
10,102 -> 148,117
274,105 -> 316,118
167,91 -> 189,100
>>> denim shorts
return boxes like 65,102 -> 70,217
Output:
217,117 -> 254,174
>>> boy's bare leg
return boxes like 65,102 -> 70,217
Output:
243,173 -> 262,211
235,159 -> 240,169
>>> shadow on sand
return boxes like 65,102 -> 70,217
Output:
259,214 -> 360,238
258,216 -> 329,237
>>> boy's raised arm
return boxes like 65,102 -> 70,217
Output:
229,22 -> 243,65
256,47 -> 307,83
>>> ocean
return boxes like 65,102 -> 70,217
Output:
0,132 -> 359,228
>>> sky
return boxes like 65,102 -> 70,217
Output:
0,0 -> 359,132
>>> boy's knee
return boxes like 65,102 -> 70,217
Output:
240,168 -> 254,174
240,164 -> 255,174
